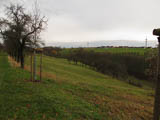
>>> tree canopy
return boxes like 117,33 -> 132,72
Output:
0,3 -> 47,68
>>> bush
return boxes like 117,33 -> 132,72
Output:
60,49 -> 146,80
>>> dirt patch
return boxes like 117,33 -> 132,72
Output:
90,94 -> 153,120
118,93 -> 153,107
65,88 -> 153,120
8,56 -> 20,68
8,56 -> 66,83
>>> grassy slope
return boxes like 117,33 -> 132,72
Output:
0,53 -> 154,119
26,55 -> 154,119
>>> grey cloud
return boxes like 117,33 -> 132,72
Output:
36,0 -> 160,31
1,0 -> 160,42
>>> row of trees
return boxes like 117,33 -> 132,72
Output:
67,49 -> 147,79
43,47 -> 159,86
44,48 -> 148,81
43,47 -> 62,57
0,2 -> 46,68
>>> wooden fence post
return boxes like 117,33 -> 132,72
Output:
153,37 -> 160,120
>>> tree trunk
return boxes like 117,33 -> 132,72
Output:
20,48 -> 24,69
33,50 -> 36,81
17,48 -> 20,63
30,53 -> 33,81
18,52 -> 20,63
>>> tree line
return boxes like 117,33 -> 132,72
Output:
0,3 -> 46,68
43,47 -> 151,82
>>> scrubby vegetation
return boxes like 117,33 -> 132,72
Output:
66,49 -> 146,79
60,47 -> 150,56
44,47 -> 153,82
42,47 -> 159,89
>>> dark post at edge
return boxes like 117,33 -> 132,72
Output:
153,29 -> 160,120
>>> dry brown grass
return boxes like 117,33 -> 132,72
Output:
8,56 -> 66,83
8,56 -> 20,68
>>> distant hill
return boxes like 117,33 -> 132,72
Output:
47,40 -> 157,48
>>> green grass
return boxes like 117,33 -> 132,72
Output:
0,53 -> 154,119
26,55 -> 154,119
86,47 -> 150,55
60,47 -> 152,56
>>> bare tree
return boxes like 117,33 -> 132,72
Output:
0,3 -> 47,68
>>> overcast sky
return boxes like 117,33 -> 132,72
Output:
1,0 -> 160,44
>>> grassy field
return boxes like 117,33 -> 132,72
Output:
60,47 -> 152,56
86,47 -> 151,55
0,53 -> 154,119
